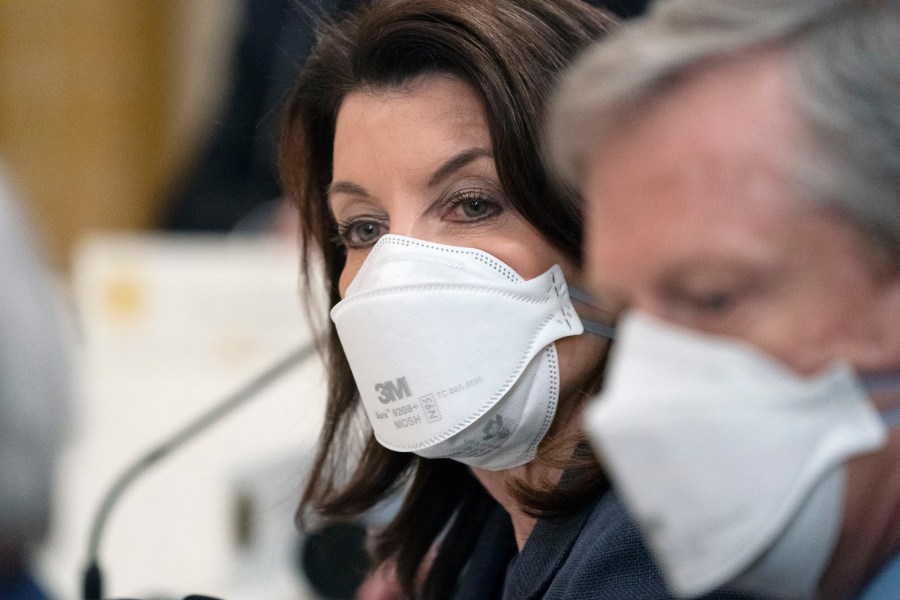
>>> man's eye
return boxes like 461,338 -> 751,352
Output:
668,292 -> 737,328
668,289 -> 738,324
697,292 -> 733,313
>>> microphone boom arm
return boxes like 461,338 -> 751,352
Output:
82,342 -> 318,599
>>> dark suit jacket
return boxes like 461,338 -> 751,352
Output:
454,489 -> 765,599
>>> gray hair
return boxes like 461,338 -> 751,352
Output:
0,167 -> 71,545
547,0 -> 900,264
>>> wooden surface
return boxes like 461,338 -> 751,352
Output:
0,1 -> 237,268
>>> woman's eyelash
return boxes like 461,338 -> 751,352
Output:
329,227 -> 348,248
441,187 -> 505,221
332,217 -> 366,246
442,187 -> 493,205
334,218 -> 355,240
332,215 -> 387,249
329,186 -> 504,249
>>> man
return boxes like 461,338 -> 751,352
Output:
547,1 -> 900,599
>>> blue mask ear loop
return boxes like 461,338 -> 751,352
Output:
862,373 -> 900,427
882,408 -> 900,428
567,286 -> 617,341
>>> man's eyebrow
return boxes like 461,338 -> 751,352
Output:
327,180 -> 370,198
427,148 -> 492,188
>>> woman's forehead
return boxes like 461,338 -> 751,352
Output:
332,77 -> 492,186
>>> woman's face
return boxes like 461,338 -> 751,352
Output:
329,75 -> 608,405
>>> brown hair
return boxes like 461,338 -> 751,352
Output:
278,1 -> 616,598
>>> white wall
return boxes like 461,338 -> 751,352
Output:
38,234 -> 327,600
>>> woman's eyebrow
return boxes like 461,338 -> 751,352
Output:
328,180 -> 370,198
427,147 -> 492,188
327,147 -> 492,199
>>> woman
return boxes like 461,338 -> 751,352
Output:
279,1 -> 751,599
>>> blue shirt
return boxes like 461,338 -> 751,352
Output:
454,489 -> 763,599
0,568 -> 52,600
858,552 -> 900,600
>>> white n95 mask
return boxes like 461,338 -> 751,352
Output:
586,312 -> 892,599
330,234 -> 612,471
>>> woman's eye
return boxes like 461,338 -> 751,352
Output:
338,219 -> 386,249
461,199 -> 489,218
445,191 -> 502,223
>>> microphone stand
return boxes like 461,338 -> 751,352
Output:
82,342 -> 318,600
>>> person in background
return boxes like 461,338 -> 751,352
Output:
278,1 -> 759,599
548,1 -> 900,598
0,169 -> 71,600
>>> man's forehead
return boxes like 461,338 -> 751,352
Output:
614,49 -> 791,163
585,49 -> 801,220
581,49 -> 811,300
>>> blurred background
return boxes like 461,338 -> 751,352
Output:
0,2 -> 339,598
0,0 -> 239,268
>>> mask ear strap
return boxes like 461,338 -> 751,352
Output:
881,407 -> 900,428
582,319 -> 617,341
567,286 -> 616,341
862,373 -> 900,427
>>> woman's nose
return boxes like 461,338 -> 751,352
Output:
386,214 -> 443,244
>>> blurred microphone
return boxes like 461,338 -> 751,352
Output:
82,342 -> 318,600
299,520 -> 371,599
